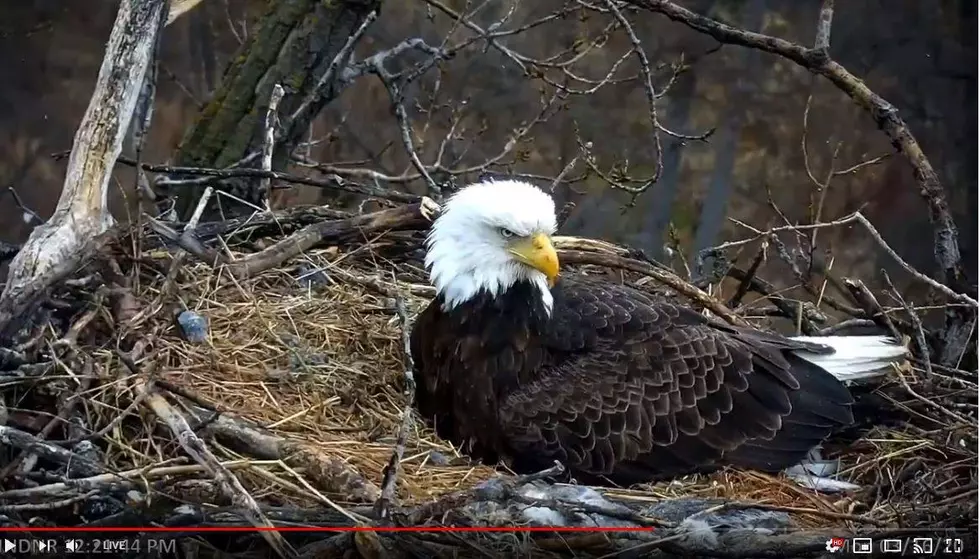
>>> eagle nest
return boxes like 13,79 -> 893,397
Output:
0,200 -> 975,558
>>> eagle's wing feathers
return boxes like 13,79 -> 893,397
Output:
498,277 -> 798,483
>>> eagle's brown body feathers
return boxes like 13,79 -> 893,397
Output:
410,274 -> 854,485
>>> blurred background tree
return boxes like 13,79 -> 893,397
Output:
0,0 -> 975,352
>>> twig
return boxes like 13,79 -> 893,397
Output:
288,10 -> 378,142
175,205 -> 350,240
199,412 -> 380,505
258,84 -> 285,205
330,267 -> 436,298
842,277 -> 902,341
46,381 -> 155,446
133,380 -> 293,558
145,214 -> 226,266
0,490 -> 99,513
727,243 -> 766,310
890,364 -> 973,426
3,186 -> 43,225
712,212 -> 977,308
0,461 -> 275,501
90,154 -> 420,203
882,272 -> 933,379
131,188 -> 220,328
699,501 -> 888,527
0,426 -> 104,478
623,0 -> 971,357
223,198 -> 439,279
725,267 -> 824,334
0,359 -> 95,478
817,318 -> 877,335
812,0 -> 835,53
375,286 -> 417,521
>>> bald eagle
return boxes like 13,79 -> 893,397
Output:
410,180 -> 907,485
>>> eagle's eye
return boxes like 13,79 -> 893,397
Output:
499,227 -> 517,239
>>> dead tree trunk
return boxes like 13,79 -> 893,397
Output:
171,0 -> 382,219
0,0 -> 168,342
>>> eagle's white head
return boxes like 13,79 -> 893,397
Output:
424,179 -> 559,315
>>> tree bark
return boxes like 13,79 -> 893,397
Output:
172,0 -> 382,219
0,0 -> 168,342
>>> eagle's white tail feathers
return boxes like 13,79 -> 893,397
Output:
787,335 -> 909,383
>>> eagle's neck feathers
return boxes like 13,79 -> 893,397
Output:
423,180 -> 557,316
430,259 -> 554,317
436,280 -> 554,330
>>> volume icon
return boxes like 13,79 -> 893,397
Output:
65,539 -> 78,552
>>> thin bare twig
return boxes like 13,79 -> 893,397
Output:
258,84 -> 285,205
713,212 -> 978,308
882,271 -> 933,379
813,0 -> 835,52
375,283 -> 417,521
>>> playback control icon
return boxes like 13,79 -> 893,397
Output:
2,538 -> 59,554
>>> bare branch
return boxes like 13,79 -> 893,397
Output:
258,84 -> 285,206
0,0 -> 168,341
813,0 -> 835,52
375,287 -> 417,520
624,0 -> 968,306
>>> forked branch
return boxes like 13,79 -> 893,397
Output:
0,0 -> 169,341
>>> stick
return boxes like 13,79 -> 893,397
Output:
842,278 -> 902,341
0,363 -> 94,478
727,243 -> 766,310
0,461 -> 271,501
882,272 -> 933,379
258,84 -> 285,206
225,197 -> 439,279
709,212 -> 977,309
200,413 -> 381,503
98,154 -> 420,203
374,288 -> 416,520
0,426 -> 104,478
158,186 -> 215,302
181,205 -> 352,240
0,491 -> 99,513
133,380 -> 293,558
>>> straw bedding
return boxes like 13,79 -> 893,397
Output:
0,205 -> 976,557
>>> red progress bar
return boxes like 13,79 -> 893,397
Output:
0,526 -> 655,533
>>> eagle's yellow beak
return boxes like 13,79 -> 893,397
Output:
508,232 -> 559,286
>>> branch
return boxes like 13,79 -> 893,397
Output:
813,0 -> 835,52
134,379 -> 292,558
0,426 -> 104,478
223,198 -> 440,279
0,0 -> 168,341
257,84 -> 285,205
375,289 -> 417,521
711,212 -> 978,308
96,155 -> 420,203
625,0 -> 968,307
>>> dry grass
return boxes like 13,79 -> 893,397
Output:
70,243 -> 500,507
